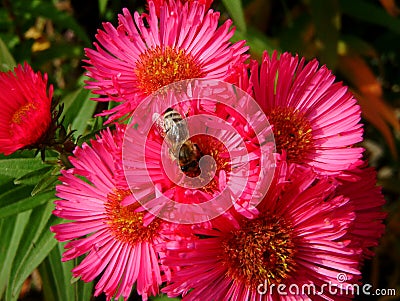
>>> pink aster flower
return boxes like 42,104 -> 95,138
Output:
0,63 -> 52,155
250,51 -> 364,175
51,127 -> 176,301
161,161 -> 364,301
84,0 -> 249,122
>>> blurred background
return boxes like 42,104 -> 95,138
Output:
0,0 -> 399,300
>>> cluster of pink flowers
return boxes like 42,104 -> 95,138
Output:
0,0 -> 386,300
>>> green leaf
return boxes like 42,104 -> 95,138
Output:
232,27 -> 277,60
77,114 -> 107,144
39,261 -> 58,301
99,0 -> 109,16
31,167 -> 60,196
76,275 -> 94,301
40,244 -> 94,301
61,88 -> 98,136
0,158 -> 49,179
58,85 -> 82,121
14,166 -> 54,185
6,208 -> 58,301
71,93 -> 98,136
0,188 -> 55,219
0,36 -> 16,72
0,185 -> 34,207
0,150 -> 37,160
339,0 -> 400,34
0,211 -> 31,299
47,244 -> 75,301
309,0 -> 340,68
221,0 -> 247,33
0,179 -> 16,194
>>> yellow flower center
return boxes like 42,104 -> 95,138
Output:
268,107 -> 314,163
135,46 -> 205,95
221,214 -> 297,288
11,103 -> 37,125
105,189 -> 161,245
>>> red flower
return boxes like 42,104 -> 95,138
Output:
0,63 -> 52,155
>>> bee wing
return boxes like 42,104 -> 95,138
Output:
165,118 -> 189,152
153,113 -> 167,138
154,111 -> 190,156
152,112 -> 161,123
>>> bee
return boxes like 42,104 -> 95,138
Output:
155,108 -> 202,174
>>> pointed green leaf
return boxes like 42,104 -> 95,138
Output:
0,211 -> 31,299
39,260 -> 58,301
0,36 -> 16,72
71,92 -> 98,136
10,203 -> 54,274
46,243 -> 75,301
0,158 -> 47,179
7,210 -> 58,301
31,169 -> 60,196
0,179 -> 17,194
61,87 -> 88,125
0,185 -> 34,208
14,166 -> 54,185
0,188 -> 55,219
76,278 -> 94,301
99,0 -> 109,16
61,88 -> 97,136
41,243 -> 94,301
222,0 -> 247,33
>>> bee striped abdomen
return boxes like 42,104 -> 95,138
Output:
163,108 -> 184,134
155,107 -> 201,176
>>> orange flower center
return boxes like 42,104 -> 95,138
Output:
221,214 -> 296,288
135,46 -> 205,95
268,107 -> 314,163
105,189 -> 161,245
11,103 -> 37,125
